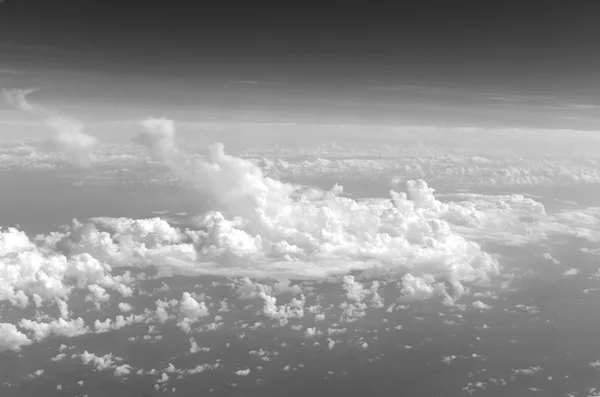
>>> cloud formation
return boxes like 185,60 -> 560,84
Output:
5,117 -> 600,359
133,118 -> 503,300
2,88 -> 97,166
2,118 -> 600,331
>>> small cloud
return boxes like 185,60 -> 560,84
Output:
0,68 -> 25,75
230,80 -> 261,85
563,268 -> 579,276
564,104 -> 600,109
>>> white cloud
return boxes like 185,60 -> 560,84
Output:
118,302 -> 133,312
512,366 -> 542,375
51,353 -> 66,362
472,300 -> 492,310
563,268 -> 579,276
2,89 -> 97,166
304,327 -> 322,338
130,119 -> 504,302
77,350 -> 121,371
114,364 -> 133,377
19,317 -> 88,341
176,292 -> 209,332
5,118 -> 600,357
235,368 -> 251,376
178,292 -> 209,320
542,253 -> 560,265
0,323 -> 32,352
189,337 -> 209,354
94,313 -> 148,334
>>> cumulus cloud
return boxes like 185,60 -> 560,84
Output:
76,350 -> 121,371
130,118 -> 503,302
177,292 -> 210,332
9,117 -> 593,324
2,88 -> 97,166
0,323 -> 32,352
114,364 -> 133,377
6,117 -> 600,354
472,300 -> 492,310
19,317 -> 88,341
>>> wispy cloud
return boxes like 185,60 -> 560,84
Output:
561,103 -> 600,110
230,80 -> 262,85
366,83 -> 564,107
2,88 -> 97,166
0,68 -> 26,75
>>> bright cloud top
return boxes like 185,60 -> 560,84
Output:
133,118 -> 501,295
0,117 -> 510,326
2,88 -> 97,166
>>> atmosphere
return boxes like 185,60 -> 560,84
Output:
2,1 -> 600,397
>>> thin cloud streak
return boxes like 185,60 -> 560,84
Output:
0,68 -> 26,75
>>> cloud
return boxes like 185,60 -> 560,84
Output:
230,80 -> 261,85
6,117 -> 600,355
77,351 -> 122,371
2,88 -> 97,166
19,317 -> 89,341
132,118 -> 502,302
0,157 -> 598,329
114,364 -> 133,377
512,366 -> 542,376
256,152 -> 600,189
0,68 -> 26,75
0,323 -> 32,352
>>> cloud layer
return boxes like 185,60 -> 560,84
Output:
3,117 -> 600,362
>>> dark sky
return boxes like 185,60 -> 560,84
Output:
2,0 -> 600,128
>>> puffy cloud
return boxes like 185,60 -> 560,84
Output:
342,276 -> 368,302
258,288 -> 305,326
2,89 -> 97,166
0,323 -> 32,352
0,217 -> 187,308
6,118 -> 600,345
118,302 -> 133,312
563,268 -> 579,276
177,292 -> 209,332
472,300 -> 492,310
93,313 -> 148,334
86,284 -> 111,307
77,350 -> 121,371
327,338 -> 337,350
132,118 -> 504,303
189,337 -> 209,354
19,317 -> 88,341
512,366 -> 542,376
51,353 -> 66,362
114,364 -> 133,377
179,292 -> 209,320
304,327 -> 322,338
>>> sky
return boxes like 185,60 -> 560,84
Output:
5,2 -> 600,397
3,0 -> 600,131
